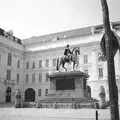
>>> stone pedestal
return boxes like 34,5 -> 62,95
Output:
49,71 -> 88,98
37,71 -> 98,108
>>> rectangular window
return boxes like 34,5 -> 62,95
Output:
7,53 -> 12,66
26,62 -> 29,69
0,54 -> 1,65
17,74 -> 20,84
45,59 -> 49,67
98,68 -> 103,78
39,73 -> 42,83
46,73 -> 49,82
32,73 -> 35,83
83,54 -> 88,64
38,89 -> 41,96
17,60 -> 20,68
25,74 -> 29,83
45,89 -> 48,96
6,69 -> 11,80
32,61 -> 35,69
84,69 -> 88,74
52,58 -> 56,67
39,60 -> 42,68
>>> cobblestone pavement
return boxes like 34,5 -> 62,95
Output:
0,108 -> 110,120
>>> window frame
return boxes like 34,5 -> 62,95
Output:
6,69 -> 11,80
16,73 -> 20,84
45,59 -> 49,67
25,74 -> 29,83
38,89 -> 41,96
17,60 -> 20,68
39,60 -> 42,68
98,67 -> 103,78
32,73 -> 35,83
7,52 -> 12,66
52,58 -> 56,67
39,73 -> 42,83
83,54 -> 88,64
26,62 -> 29,69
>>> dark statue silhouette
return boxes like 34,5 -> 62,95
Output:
56,47 -> 80,71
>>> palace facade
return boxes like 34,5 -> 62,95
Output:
0,21 -> 120,104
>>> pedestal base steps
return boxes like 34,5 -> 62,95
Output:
36,97 -> 98,109
36,71 -> 98,109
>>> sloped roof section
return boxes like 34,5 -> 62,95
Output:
22,27 -> 92,45
22,21 -> 120,46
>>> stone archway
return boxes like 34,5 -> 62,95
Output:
6,87 -> 11,103
24,88 -> 35,102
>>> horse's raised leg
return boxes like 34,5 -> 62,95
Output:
73,62 -> 75,71
76,61 -> 79,69
62,63 -> 67,71
73,62 -> 77,71
56,57 -> 62,71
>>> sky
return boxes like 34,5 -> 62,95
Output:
0,0 -> 120,39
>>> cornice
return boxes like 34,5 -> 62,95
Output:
0,42 -> 24,55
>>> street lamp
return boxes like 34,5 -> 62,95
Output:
100,0 -> 119,120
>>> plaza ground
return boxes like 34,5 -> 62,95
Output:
0,107 -> 111,120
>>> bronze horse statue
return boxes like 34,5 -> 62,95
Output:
56,47 -> 80,71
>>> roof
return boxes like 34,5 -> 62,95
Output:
22,21 -> 120,46
23,26 -> 92,45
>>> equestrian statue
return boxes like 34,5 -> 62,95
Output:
56,44 -> 80,71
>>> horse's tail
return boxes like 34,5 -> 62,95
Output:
56,57 -> 59,71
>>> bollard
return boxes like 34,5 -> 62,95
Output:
96,110 -> 98,120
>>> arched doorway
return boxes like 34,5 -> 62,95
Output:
6,87 -> 11,103
25,88 -> 35,102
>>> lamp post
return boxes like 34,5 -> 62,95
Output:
100,0 -> 119,120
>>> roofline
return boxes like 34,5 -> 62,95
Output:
22,21 -> 120,46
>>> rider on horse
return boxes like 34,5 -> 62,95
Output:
64,44 -> 72,62
56,45 -> 80,71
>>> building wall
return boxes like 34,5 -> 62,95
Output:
0,36 -> 24,103
22,30 -> 120,102
0,22 -> 120,103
